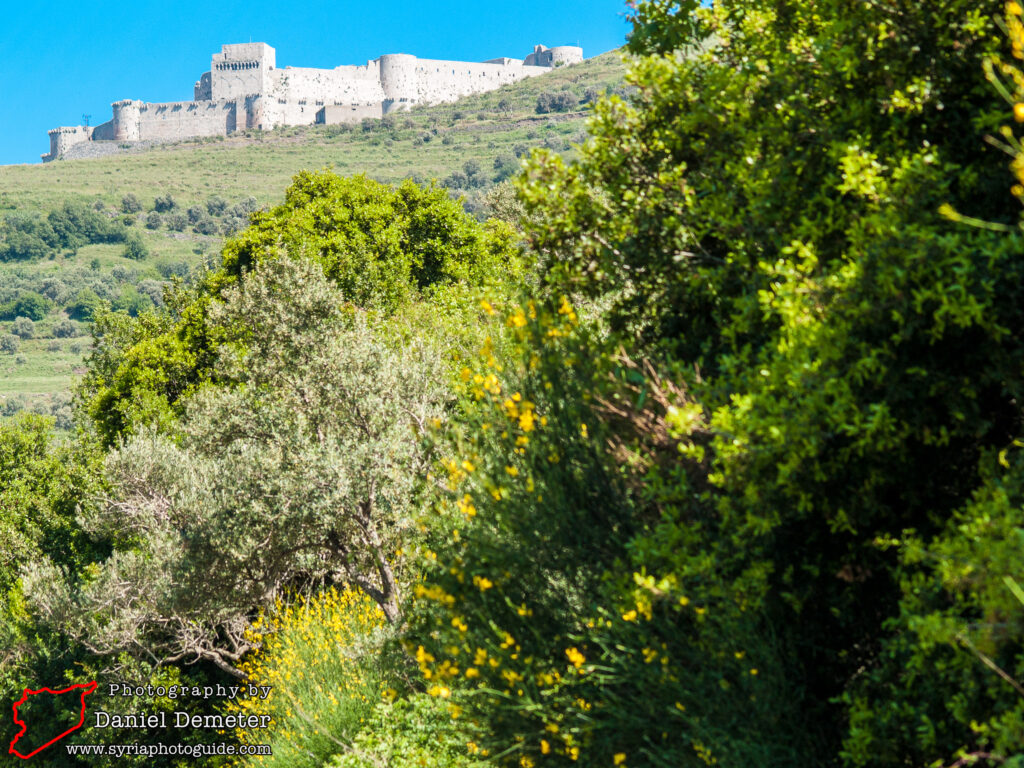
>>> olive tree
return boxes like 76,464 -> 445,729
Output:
26,256 -> 447,677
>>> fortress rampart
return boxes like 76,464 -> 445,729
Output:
42,41 -> 582,162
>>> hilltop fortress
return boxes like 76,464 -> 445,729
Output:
42,41 -> 583,162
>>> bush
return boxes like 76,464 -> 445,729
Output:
121,232 -> 148,260
153,194 -> 176,213
121,194 -> 142,214
53,319 -> 79,338
535,90 -> 578,114
110,285 -> 153,317
205,196 -> 228,216
492,154 -> 519,183
326,695 -> 486,768
193,214 -> 219,236
10,317 -> 34,340
406,1 -> 1024,766
443,171 -> 468,189
228,588 -> 388,768
65,289 -> 103,322
219,171 -> 517,312
186,206 -> 204,225
0,292 -> 50,321
0,335 -> 18,354
144,212 -> 162,230
165,212 -> 188,232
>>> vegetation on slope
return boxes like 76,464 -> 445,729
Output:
0,50 -> 626,412
2,3 -> 1024,768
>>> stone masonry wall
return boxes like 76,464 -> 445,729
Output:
135,101 -> 236,141
414,59 -> 550,104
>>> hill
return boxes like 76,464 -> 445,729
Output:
0,50 -> 627,419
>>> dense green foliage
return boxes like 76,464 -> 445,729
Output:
0,201 -> 126,262
80,172 -> 520,445
407,2 -> 1024,767
5,2 -> 1024,766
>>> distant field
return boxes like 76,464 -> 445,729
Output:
0,51 -> 628,418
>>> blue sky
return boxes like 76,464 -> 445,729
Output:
0,0 -> 631,166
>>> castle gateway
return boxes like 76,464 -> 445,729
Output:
42,42 -> 583,162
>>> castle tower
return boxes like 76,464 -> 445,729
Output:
378,54 -> 418,114
211,43 -> 276,101
111,100 -> 143,141
548,46 -> 584,66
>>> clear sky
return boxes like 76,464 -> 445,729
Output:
0,0 -> 631,166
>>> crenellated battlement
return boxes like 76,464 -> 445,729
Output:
42,39 -> 583,162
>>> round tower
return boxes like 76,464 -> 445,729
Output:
548,46 -> 584,66
112,100 -> 143,141
378,54 -> 418,114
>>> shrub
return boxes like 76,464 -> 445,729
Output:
153,194 -> 176,213
0,335 -> 18,354
110,285 -> 152,317
186,206 -> 204,225
444,171 -> 468,189
65,289 -> 103,322
10,317 -> 34,340
326,694 -> 486,768
165,212 -> 187,232
121,232 -> 148,260
228,588 -> 388,768
0,292 -> 50,321
535,90 -> 578,114
492,153 -> 519,183
144,212 -> 162,230
193,214 -> 218,236
53,319 -> 79,338
205,196 -> 228,216
120,194 -> 142,214
156,260 -> 190,279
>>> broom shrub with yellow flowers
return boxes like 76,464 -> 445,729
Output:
227,587 -> 389,768
408,294 -> 810,768
408,0 -> 1024,766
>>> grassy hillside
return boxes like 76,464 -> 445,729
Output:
0,50 -> 627,417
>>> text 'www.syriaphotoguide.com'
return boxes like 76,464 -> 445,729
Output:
65,743 -> 272,757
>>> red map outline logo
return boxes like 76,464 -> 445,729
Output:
8,681 -> 98,759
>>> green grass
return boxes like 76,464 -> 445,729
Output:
0,50 -> 627,411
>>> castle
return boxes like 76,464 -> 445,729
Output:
42,41 -> 583,162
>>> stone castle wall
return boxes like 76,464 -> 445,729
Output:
42,41 -> 583,161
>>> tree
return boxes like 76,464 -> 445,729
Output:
0,292 -> 51,321
65,289 -> 103,322
29,257 -> 448,676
